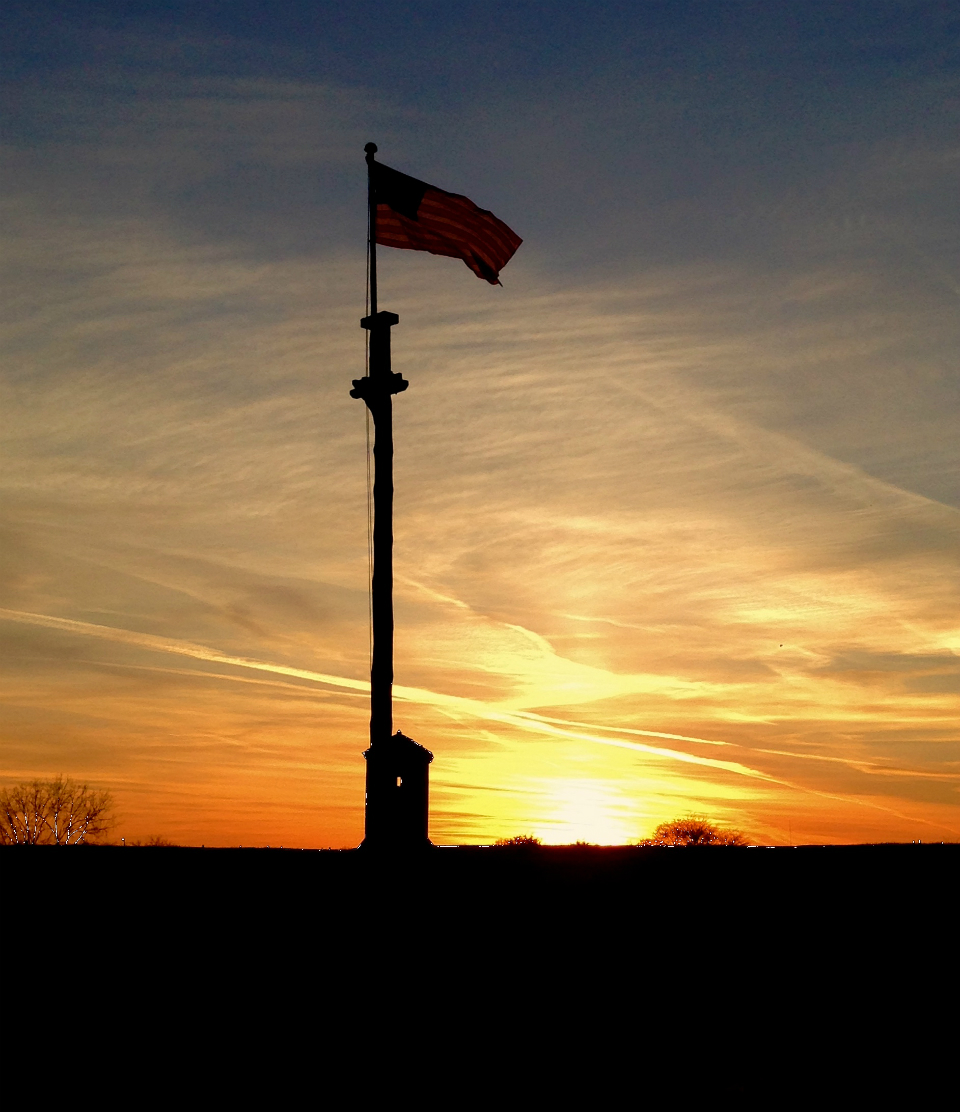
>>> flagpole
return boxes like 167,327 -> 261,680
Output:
352,143 -> 408,845
365,142 -> 378,316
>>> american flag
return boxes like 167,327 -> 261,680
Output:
371,162 -> 522,285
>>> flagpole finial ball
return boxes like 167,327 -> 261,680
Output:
365,142 -> 378,155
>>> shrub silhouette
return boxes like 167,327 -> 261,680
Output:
494,834 -> 542,847
641,816 -> 747,846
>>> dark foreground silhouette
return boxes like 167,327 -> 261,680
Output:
6,843 -> 953,1100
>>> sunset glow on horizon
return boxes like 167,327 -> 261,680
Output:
2,2 -> 958,846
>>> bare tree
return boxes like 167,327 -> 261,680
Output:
0,777 -> 113,845
0,780 -> 53,844
640,816 -> 747,847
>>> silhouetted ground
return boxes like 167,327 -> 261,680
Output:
6,843 -> 954,1098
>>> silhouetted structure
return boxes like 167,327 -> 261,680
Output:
351,144 -> 432,849
363,731 -> 434,848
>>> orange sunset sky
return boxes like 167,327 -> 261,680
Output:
2,1 -> 958,845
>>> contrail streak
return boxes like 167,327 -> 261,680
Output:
513,710 -> 731,747
0,607 -> 768,780
0,607 -> 371,692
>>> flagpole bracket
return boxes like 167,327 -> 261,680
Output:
360,311 -> 399,330
350,373 -> 408,403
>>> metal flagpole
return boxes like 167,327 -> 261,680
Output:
351,143 -> 409,846
366,142 -> 378,317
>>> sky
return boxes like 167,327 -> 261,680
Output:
2,0 -> 958,846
